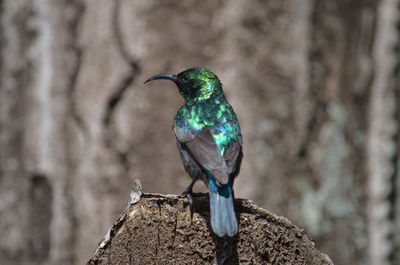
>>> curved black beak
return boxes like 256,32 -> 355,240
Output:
144,73 -> 178,84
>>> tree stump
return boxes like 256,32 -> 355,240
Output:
87,190 -> 333,265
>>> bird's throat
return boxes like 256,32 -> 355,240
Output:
183,89 -> 224,104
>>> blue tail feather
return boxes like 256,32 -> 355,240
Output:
208,175 -> 238,237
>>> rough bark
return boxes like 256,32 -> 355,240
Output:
366,1 -> 398,265
88,192 -> 333,265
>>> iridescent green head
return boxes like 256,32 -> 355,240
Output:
144,68 -> 223,101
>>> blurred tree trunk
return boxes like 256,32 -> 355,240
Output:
0,0 -> 398,265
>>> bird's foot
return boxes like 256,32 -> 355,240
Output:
182,187 -> 194,220
182,180 -> 196,208
182,186 -> 194,206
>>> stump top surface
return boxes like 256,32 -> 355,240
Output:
88,193 -> 333,265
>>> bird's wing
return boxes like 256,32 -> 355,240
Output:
174,126 -> 229,185
173,125 -> 197,143
223,133 -> 243,176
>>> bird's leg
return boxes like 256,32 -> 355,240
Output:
182,179 -> 196,206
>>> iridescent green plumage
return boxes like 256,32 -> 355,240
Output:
144,68 -> 243,237
175,95 -> 240,156
174,68 -> 240,156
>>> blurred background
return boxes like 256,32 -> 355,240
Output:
0,0 -> 399,264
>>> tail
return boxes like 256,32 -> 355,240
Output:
208,175 -> 238,237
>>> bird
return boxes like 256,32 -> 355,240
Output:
144,68 -> 243,237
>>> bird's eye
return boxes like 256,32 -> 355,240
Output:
181,75 -> 189,83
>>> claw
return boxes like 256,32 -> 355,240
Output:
182,180 -> 196,208
182,190 -> 193,206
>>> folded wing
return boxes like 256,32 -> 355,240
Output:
174,125 -> 242,185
